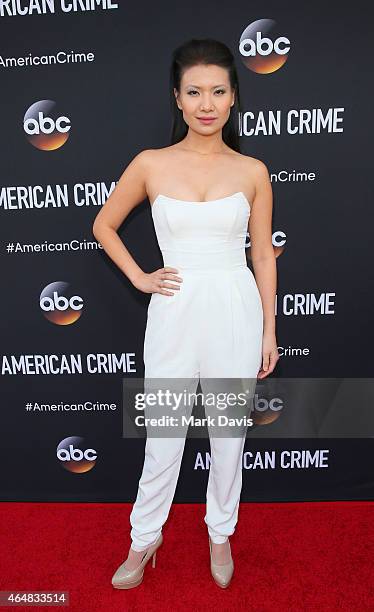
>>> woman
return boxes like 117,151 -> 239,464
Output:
93,38 -> 279,589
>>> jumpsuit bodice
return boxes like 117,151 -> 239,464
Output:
150,191 -> 251,272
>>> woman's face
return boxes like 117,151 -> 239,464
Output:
174,64 -> 235,133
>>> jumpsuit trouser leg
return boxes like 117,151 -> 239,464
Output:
130,377 -> 199,551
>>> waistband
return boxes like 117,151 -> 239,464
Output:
161,247 -> 248,271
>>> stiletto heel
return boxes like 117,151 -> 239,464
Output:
111,533 -> 163,589
208,536 -> 234,589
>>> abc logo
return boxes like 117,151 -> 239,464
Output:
239,18 -> 290,74
24,100 -> 70,150
57,437 -> 97,473
40,281 -> 83,325
251,393 -> 283,425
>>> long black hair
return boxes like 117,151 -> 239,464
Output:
169,38 -> 242,152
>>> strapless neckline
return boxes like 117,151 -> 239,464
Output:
151,191 -> 251,212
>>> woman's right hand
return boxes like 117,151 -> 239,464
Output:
132,267 -> 183,296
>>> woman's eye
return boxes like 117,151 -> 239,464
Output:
215,89 -> 225,94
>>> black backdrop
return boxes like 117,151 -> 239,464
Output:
1,1 -> 373,502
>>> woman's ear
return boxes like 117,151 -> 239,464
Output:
173,88 -> 181,110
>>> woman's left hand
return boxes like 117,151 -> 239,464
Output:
257,331 -> 279,379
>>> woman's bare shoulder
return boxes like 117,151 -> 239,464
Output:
237,152 -> 269,172
131,148 -> 159,163
241,153 -> 271,186
133,146 -> 176,167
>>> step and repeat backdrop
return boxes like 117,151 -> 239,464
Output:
1,2 -> 373,502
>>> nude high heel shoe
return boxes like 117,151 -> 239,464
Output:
111,533 -> 163,589
209,536 -> 234,588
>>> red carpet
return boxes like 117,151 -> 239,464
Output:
1,501 -> 374,611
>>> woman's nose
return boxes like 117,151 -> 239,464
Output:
200,97 -> 214,110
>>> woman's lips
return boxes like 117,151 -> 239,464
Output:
197,117 -> 216,124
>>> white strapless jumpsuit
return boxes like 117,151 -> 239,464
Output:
129,190 -> 264,550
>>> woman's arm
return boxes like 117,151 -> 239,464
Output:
92,150 -> 150,284
249,159 -> 279,376
92,150 -> 182,296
